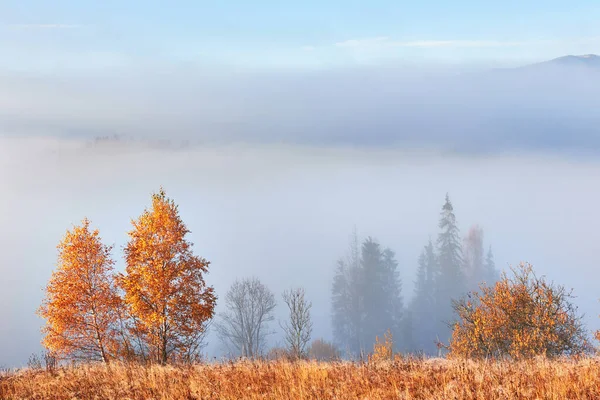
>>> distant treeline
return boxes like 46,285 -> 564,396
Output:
331,194 -> 499,357
35,190 -> 597,367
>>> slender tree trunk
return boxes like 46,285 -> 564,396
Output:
161,308 -> 168,365
91,307 -> 109,363
162,337 -> 167,365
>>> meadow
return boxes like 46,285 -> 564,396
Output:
1,357 -> 599,399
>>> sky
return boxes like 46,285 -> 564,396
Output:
1,0 -> 600,71
1,1 -> 600,367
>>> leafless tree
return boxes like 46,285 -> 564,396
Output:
280,287 -> 313,359
216,277 -> 276,358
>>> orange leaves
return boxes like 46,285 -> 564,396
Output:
449,262 -> 589,359
38,189 -> 217,365
370,329 -> 394,362
37,218 -> 122,363
120,188 -> 216,365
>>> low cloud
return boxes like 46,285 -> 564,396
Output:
335,38 -> 527,48
335,37 -> 391,48
333,36 -> 600,52
6,24 -> 82,29
0,62 -> 599,154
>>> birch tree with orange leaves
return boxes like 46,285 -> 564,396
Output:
38,219 -> 122,363
449,262 -> 590,359
119,188 -> 216,365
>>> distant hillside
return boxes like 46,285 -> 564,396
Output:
523,54 -> 600,70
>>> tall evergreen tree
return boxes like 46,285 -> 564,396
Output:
360,237 -> 384,352
435,193 -> 465,343
415,239 -> 437,306
361,239 -> 403,353
331,232 -> 404,357
331,230 -> 363,355
381,247 -> 404,348
409,238 -> 438,354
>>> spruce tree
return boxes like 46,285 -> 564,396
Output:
360,237 -> 385,352
435,193 -> 465,344
331,233 -> 403,357
361,241 -> 403,353
381,247 -> 403,349
409,239 -> 438,354
331,230 -> 363,356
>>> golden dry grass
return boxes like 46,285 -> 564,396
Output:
1,357 -> 600,399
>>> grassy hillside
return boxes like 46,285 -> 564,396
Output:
1,357 -> 600,399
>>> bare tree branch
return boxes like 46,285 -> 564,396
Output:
280,287 -> 313,359
216,278 -> 276,359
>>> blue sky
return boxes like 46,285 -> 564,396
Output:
1,0 -> 600,71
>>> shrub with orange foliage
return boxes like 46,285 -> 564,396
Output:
37,219 -> 123,363
119,188 -> 217,365
450,262 -> 590,359
370,329 -> 394,362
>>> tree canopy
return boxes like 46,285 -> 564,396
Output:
120,188 -> 217,364
38,219 -> 122,363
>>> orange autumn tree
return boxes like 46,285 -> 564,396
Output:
449,262 -> 590,359
119,188 -> 216,365
38,219 -> 122,363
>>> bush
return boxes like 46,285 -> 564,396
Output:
370,330 -> 394,362
450,262 -> 591,359
266,347 -> 291,361
308,339 -> 340,361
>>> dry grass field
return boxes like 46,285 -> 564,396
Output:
1,357 -> 600,400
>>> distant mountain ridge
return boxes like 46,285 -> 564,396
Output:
525,54 -> 600,69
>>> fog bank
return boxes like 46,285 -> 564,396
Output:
1,137 -> 599,366
1,63 -> 600,153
